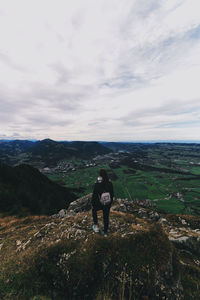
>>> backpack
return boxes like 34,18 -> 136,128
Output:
99,191 -> 111,205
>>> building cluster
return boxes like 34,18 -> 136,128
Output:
40,161 -> 97,175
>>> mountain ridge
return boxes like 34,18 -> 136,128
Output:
0,139 -> 112,166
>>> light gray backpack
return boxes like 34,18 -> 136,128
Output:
99,191 -> 111,205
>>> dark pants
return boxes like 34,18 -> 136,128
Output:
92,205 -> 110,233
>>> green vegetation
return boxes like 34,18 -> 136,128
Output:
0,141 -> 200,216
0,162 -> 76,216
46,143 -> 200,216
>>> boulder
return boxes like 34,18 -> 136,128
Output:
158,218 -> 170,225
67,193 -> 92,213
169,235 -> 200,256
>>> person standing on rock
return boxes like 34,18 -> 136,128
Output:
91,168 -> 114,236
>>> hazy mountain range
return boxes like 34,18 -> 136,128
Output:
0,139 -> 112,166
1,139 -> 200,167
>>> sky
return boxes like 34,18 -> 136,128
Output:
0,0 -> 200,142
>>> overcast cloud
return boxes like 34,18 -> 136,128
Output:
0,0 -> 200,141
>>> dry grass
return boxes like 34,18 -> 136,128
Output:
0,215 -> 49,231
0,210 -> 199,299
0,215 -> 52,274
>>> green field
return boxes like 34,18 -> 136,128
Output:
47,144 -> 200,216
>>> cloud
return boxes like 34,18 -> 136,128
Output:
119,99 -> 200,127
0,0 -> 200,141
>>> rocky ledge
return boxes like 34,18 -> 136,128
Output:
0,195 -> 199,300
53,194 -> 200,258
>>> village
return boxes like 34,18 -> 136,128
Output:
39,152 -> 123,175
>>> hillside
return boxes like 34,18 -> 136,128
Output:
0,195 -> 199,300
27,139 -> 112,165
0,139 -> 112,166
0,162 -> 76,216
0,140 -> 35,154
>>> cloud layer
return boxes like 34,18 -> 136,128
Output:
0,0 -> 200,141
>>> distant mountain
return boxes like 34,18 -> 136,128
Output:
0,139 -> 112,166
66,141 -> 111,156
0,162 -> 76,215
101,142 -> 151,153
0,139 -> 35,155
27,139 -> 112,165
101,141 -> 200,152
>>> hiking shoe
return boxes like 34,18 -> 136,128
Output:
92,224 -> 100,233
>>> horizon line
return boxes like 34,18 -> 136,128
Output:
1,138 -> 200,144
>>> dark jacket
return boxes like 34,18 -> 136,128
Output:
92,176 -> 114,210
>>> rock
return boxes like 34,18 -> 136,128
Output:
34,232 -> 42,238
58,209 -> 68,217
193,229 -> 200,233
149,211 -> 160,221
16,240 -> 22,246
134,198 -> 156,208
52,209 -> 67,218
67,193 -> 92,213
114,203 -> 127,212
179,217 -> 187,225
67,210 -> 77,216
194,259 -> 200,266
51,194 -> 92,218
110,204 -> 118,211
53,195 -> 157,218
138,208 -> 148,218
169,235 -> 200,256
112,199 -> 136,214
17,239 -> 31,252
116,198 -> 128,205
52,209 -> 76,218
169,236 -> 190,243
158,218 -> 169,225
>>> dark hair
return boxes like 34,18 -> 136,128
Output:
99,168 -> 109,183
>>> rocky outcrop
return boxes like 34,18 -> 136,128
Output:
53,194 -> 156,219
1,195 -> 200,299
52,193 -> 92,217
52,196 -> 200,261
68,193 -> 92,212
169,230 -> 200,256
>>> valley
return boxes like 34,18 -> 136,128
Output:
45,143 -> 200,216
1,139 -> 199,216
0,140 -> 200,299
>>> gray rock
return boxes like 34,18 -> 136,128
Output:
134,198 -> 156,208
169,235 -> 200,256
149,211 -> 160,221
58,209 -> 68,218
178,217 -> 187,225
52,194 -> 92,218
193,229 -> 200,233
158,218 -> 169,225
169,236 -> 190,243
68,193 -> 92,213
138,208 -> 148,218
